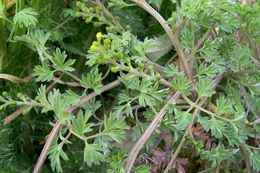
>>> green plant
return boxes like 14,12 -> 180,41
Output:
0,0 -> 259,173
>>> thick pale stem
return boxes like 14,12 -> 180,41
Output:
133,0 -> 193,80
125,92 -> 181,173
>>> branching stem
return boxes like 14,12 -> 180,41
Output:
33,79 -> 121,173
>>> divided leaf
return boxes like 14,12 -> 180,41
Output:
81,68 -> 102,94
174,109 -> 193,130
197,116 -> 225,138
53,95 -> 72,123
164,64 -> 180,77
103,114 -> 128,143
51,48 -> 75,72
13,7 -> 38,28
172,74 -> 192,95
196,78 -> 215,99
216,96 -> 234,115
72,110 -> 93,135
84,142 -> 104,166
48,143 -> 69,173
33,62 -> 53,82
250,152 -> 260,172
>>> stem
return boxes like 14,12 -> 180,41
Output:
164,97 -> 207,173
0,6 -> 7,70
101,65 -> 111,80
189,28 -> 212,73
94,0 -> 120,26
133,0 -> 192,80
52,76 -> 81,87
145,57 -> 166,76
113,61 -> 173,89
240,144 -> 253,173
164,74 -> 223,172
163,129 -> 189,173
0,73 -> 32,84
246,32 -> 260,61
183,95 -> 240,123
165,53 -> 178,65
4,106 -> 26,125
16,101 -> 46,107
194,28 -> 212,51
241,87 -> 259,118
246,144 -> 260,150
215,165 -> 220,173
65,79 -> 121,113
198,167 -> 215,173
125,92 -> 181,173
33,121 -> 62,173
63,71 -> 82,83
6,0 -> 16,11
85,132 -> 105,140
7,0 -> 18,41
3,77 -> 58,125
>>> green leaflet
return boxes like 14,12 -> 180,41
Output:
250,152 -> 260,172
50,48 -> 75,72
107,152 -> 127,173
196,78 -> 215,99
84,142 -> 104,166
108,0 -> 135,9
174,109 -> 193,130
71,110 -> 93,135
33,61 -> 53,82
81,68 -> 102,94
48,143 -> 69,173
164,64 -> 180,77
172,73 -> 192,95
13,7 -> 38,28
103,114 -> 129,143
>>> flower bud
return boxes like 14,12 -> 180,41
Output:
2,91 -> 8,97
96,32 -> 102,41
111,66 -> 118,73
104,38 -> 111,45
90,45 -> 97,52
138,63 -> 144,69
103,54 -> 110,61
155,72 -> 161,80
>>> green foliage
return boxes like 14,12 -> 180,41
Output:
33,62 -> 53,82
51,48 -> 76,72
71,110 -> 93,135
174,109 -> 193,130
103,114 -> 129,143
134,165 -> 151,173
0,0 -> 259,172
164,64 -> 180,77
108,0 -> 135,9
13,7 -> 38,28
48,143 -> 69,172
81,68 -> 102,94
172,73 -> 192,95
196,63 -> 218,78
107,151 -> 127,173
250,152 -> 260,172
83,142 -> 104,166
196,78 -> 215,99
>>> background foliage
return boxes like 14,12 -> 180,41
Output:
0,0 -> 259,173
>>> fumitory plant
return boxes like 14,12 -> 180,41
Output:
0,0 -> 259,173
